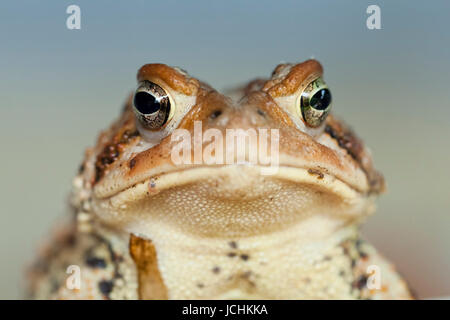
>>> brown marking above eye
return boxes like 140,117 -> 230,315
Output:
137,64 -> 199,96
263,59 -> 324,98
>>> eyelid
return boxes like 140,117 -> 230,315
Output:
137,64 -> 199,96
263,60 -> 323,98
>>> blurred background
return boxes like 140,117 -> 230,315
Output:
0,0 -> 449,299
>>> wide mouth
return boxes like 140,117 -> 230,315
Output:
91,164 -> 374,238
101,164 -> 362,203
93,152 -> 371,199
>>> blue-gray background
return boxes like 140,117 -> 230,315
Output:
0,0 -> 449,298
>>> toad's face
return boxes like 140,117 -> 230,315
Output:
78,59 -> 383,239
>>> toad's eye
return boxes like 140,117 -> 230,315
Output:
133,81 -> 172,130
299,78 -> 332,127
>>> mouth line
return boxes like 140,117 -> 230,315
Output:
95,164 -> 365,203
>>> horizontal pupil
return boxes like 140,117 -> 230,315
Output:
134,91 -> 161,114
310,89 -> 331,111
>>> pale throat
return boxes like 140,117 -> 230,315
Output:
126,213 -> 359,299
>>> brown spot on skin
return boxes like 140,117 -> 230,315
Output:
85,256 -> 107,269
355,239 -> 369,260
353,275 -> 368,290
129,158 -> 136,169
308,168 -> 324,180
197,283 -> 204,288
229,241 -> 238,249
98,280 -> 113,298
64,232 -> 77,248
95,146 -> 119,182
212,266 -> 221,274
129,235 -> 168,300
78,163 -> 85,174
95,129 -> 139,183
227,252 -> 237,258
238,271 -> 256,288
240,254 -> 249,261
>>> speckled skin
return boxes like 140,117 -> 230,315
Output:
27,60 -> 413,299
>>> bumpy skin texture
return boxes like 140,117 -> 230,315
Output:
27,60 -> 413,299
